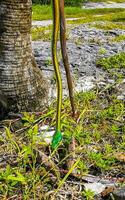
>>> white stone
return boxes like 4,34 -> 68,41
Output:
39,125 -> 55,144
84,182 -> 106,195
38,125 -> 63,144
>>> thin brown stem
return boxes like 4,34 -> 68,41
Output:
59,0 -> 75,117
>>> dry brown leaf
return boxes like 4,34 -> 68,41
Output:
101,186 -> 115,197
115,153 -> 125,162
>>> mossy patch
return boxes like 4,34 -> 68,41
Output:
97,52 -> 125,70
112,34 -> 125,42
97,52 -> 125,79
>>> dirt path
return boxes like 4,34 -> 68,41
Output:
83,1 -> 125,9
32,17 -> 84,27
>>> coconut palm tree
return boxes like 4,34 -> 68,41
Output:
0,0 -> 48,114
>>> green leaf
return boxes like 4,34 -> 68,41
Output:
51,130 -> 62,150
7,172 -> 26,184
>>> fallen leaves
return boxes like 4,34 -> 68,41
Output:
114,152 -> 125,162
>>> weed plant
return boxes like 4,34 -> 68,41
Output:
0,79 -> 124,198
97,52 -> 125,70
31,25 -> 52,41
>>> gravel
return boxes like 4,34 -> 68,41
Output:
32,23 -> 125,101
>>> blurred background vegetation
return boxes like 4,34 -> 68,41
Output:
32,0 -> 83,6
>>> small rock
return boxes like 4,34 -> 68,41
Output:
39,125 -> 55,144
117,95 -> 124,100
84,182 -> 106,195
107,79 -> 115,84
39,125 -> 50,131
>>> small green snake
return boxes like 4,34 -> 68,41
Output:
51,0 -> 63,149
51,0 -> 75,150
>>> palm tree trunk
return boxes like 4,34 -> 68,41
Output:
0,0 -> 48,113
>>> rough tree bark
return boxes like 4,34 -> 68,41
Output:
0,0 -> 48,114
